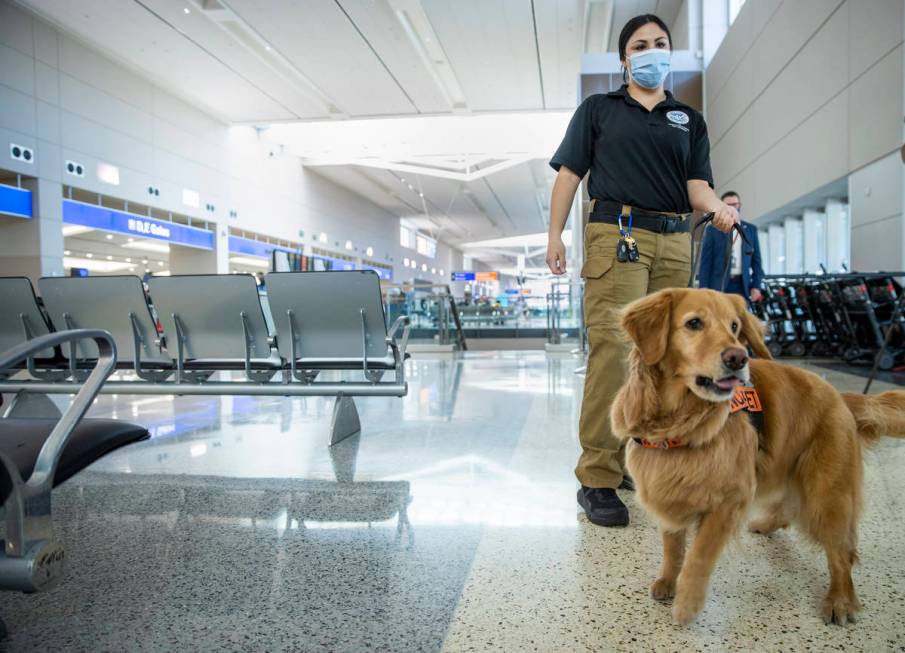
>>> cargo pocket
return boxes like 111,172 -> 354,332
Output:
581,256 -> 614,280
582,255 -> 648,328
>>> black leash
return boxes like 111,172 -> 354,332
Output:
688,213 -> 752,292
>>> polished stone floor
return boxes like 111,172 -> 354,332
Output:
2,353 -> 904,652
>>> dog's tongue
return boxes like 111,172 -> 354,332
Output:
714,376 -> 741,392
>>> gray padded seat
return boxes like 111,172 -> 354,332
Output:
0,418 -> 149,504
0,277 -> 57,362
266,270 -> 397,370
148,274 -> 281,371
37,276 -> 171,370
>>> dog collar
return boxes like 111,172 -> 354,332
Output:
632,386 -> 764,450
632,437 -> 685,449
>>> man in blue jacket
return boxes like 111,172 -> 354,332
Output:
697,191 -> 765,304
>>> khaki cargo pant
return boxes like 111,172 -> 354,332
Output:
575,221 -> 691,488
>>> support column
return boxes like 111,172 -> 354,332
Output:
783,217 -> 803,275
768,223 -> 785,274
824,199 -> 848,273
802,208 -> 826,274
758,229 -> 770,275
0,178 -> 64,283
701,0 -> 728,68
215,224 -> 230,274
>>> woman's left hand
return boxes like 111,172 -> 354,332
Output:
711,202 -> 739,233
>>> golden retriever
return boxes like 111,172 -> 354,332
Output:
609,288 -> 905,626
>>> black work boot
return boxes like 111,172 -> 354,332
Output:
577,486 -> 629,527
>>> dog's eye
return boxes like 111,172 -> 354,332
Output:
685,318 -> 704,331
731,321 -> 739,334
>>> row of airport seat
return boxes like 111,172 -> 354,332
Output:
0,271 -> 409,387
0,271 -> 411,599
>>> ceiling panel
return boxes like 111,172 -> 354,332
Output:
484,161 -> 549,234
334,0 -> 452,114
534,0 -> 584,109
225,0 -> 418,117
420,0 -> 543,111
21,0 -> 297,122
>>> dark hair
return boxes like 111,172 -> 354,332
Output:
618,14 -> 672,62
720,191 -> 740,201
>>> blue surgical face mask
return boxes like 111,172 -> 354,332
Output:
627,48 -> 671,89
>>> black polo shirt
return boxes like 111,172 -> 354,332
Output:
550,85 -> 713,214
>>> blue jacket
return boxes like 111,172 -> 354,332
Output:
697,221 -> 764,295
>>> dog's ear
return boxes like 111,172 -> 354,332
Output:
621,290 -> 675,366
729,294 -> 772,360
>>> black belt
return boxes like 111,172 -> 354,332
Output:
588,200 -> 690,234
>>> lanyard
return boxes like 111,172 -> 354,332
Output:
618,212 -> 633,239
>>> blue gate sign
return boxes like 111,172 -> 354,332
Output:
451,271 -> 475,282
0,184 -> 33,219
228,235 -> 299,258
63,200 -> 214,250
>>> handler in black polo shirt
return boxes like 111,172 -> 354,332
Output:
546,13 -> 738,527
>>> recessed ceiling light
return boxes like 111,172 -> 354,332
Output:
86,253 -> 93,258
64,250 -> 71,255
183,7 -> 190,14
265,45 -> 272,51
106,255 -> 113,260
125,257 -> 131,262
105,234 -> 113,240
157,261 -> 164,266
419,192 -> 424,198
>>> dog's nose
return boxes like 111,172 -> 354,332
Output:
721,347 -> 748,371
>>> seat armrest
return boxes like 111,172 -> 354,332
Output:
386,315 -> 411,363
0,329 -> 117,493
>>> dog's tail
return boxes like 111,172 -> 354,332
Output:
842,391 -> 905,443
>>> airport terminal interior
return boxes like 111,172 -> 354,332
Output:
0,0 -> 904,650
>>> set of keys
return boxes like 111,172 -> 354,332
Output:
616,214 -> 640,263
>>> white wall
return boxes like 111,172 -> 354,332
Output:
0,0 -> 461,283
705,0 -> 903,238
849,152 -> 904,271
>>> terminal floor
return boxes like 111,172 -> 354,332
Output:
2,354 -> 905,652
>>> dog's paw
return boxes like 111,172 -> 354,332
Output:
650,577 -> 676,601
748,518 -> 788,535
671,596 -> 704,626
821,592 -> 861,626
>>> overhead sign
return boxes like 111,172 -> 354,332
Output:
228,235 -> 298,258
451,271 -> 475,282
62,200 -> 214,250
475,271 -> 499,281
0,184 -> 33,219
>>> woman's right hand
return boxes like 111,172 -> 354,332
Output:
546,236 -> 567,275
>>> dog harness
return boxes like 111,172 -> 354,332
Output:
632,386 -> 764,449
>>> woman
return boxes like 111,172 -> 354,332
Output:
546,14 -> 737,527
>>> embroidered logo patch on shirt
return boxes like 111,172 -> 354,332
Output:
667,111 -> 689,125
